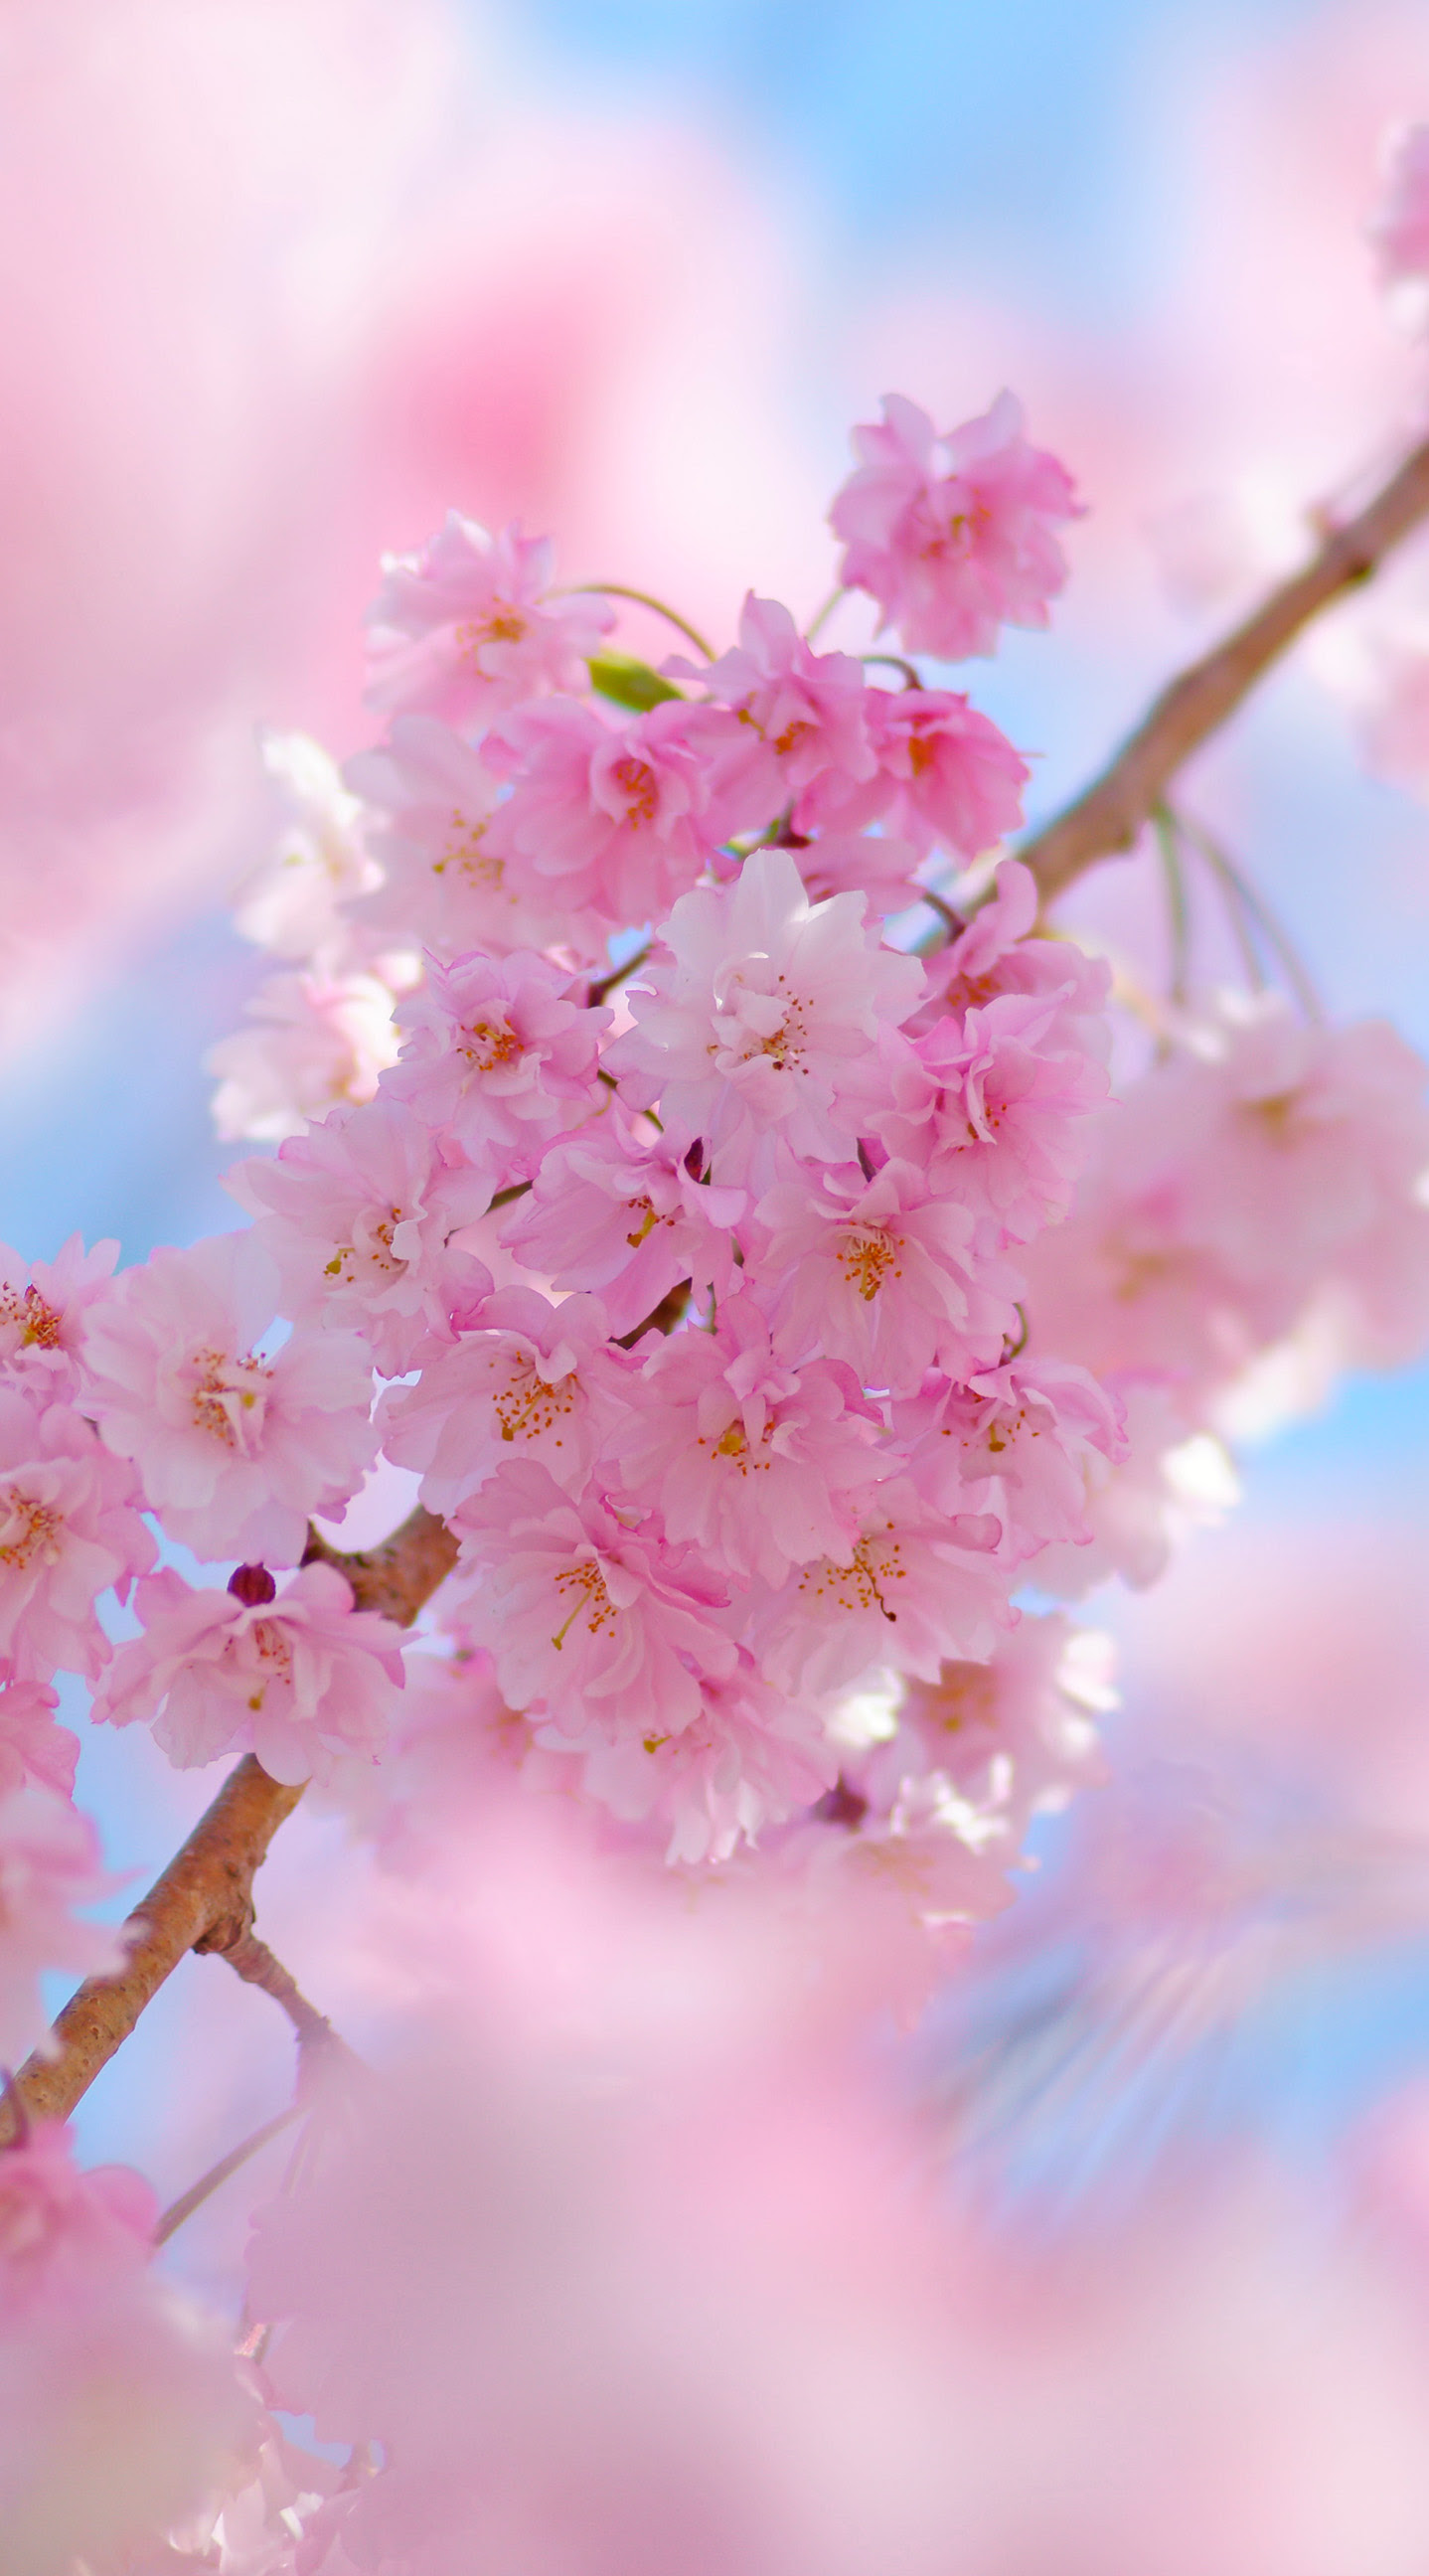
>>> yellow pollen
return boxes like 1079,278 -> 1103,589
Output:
0,1284 -> 64,1351
837,1229 -> 901,1302
0,1487 -> 63,1570
612,755 -> 659,827
493,1361 -> 577,1445
461,1017 -> 522,1072
551,1556 -> 615,1650
435,810 -> 505,890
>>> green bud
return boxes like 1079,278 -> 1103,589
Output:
586,650 -> 684,712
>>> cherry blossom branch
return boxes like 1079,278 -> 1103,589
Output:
0,1505 -> 458,2144
1019,429 -> 1429,902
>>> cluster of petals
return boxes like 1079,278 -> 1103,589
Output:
93,1561 -> 406,1784
346,710 -> 600,960
365,513 -> 613,724
829,391 -> 1081,659
894,1353 -> 1127,1559
608,846 -> 925,1186
501,1106 -> 746,1334
207,964 -> 402,1144
545,1659 -> 838,1865
82,1230 -> 376,1565
381,1288 -> 632,1511
754,1478 -> 1012,1697
881,987 -> 1109,1242
671,592 -> 880,821
229,1097 -> 494,1375
232,731 -> 380,969
0,1680 -> 77,1798
386,945 -> 610,1166
0,1233 -> 117,1395
481,695 -> 738,932
806,685 -> 1029,862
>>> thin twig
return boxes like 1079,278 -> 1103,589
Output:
861,652 -> 923,690
804,585 -> 845,643
1176,809 -> 1325,1022
589,943 -> 652,1005
1020,429 -> 1429,901
0,1504 -> 459,2142
556,582 -> 714,661
1151,804 -> 1191,1008
154,2105 -> 303,2247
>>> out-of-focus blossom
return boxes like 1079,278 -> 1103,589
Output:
207,967 -> 403,1145
829,391 -> 1080,659
0,1789 -> 123,2068
366,514 -> 613,724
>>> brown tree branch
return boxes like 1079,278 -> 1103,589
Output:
1020,430 -> 1429,903
0,1503 -> 458,2144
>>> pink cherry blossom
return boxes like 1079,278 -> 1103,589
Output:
895,1353 -> 1126,1558
381,1288 -> 632,1511
92,1561 -> 406,1785
481,695 -> 734,931
386,947 -> 610,1163
878,988 -> 1108,1243
207,965 -> 402,1145
791,1758 -> 1015,1996
543,1658 -> 838,1863
672,592 -> 878,823
0,1233 -> 118,1397
0,1681 -> 77,1798
82,1232 -> 377,1566
781,826 -> 924,915
1370,123 -> 1429,291
608,1295 -> 886,1587
755,1156 -> 1019,1393
755,1479 -> 1012,1697
365,514 -> 613,725
914,857 -> 1111,1042
0,1388 -> 153,1682
228,1097 -> 495,1376
607,846 -> 924,1186
0,1789 -> 123,2067
805,686 -> 1028,863
347,711 -> 612,963
454,1459 -> 738,1741
830,390 -> 1080,659
501,1108 -> 746,1336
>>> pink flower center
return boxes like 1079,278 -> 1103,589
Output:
612,757 -> 660,828
456,604 -> 528,659
460,1017 -> 522,1073
0,1283 -> 64,1351
797,1531 -> 903,1623
493,1357 -> 577,1446
550,1555 -> 616,1650
436,811 -> 504,889
837,1228 -> 902,1302
187,1348 -> 275,1450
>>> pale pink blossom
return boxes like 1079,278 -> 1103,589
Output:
544,1659 -> 838,1863
386,947 -> 609,1163
482,695 -> 734,931
0,1388 -> 153,1682
830,390 -> 1080,659
0,2123 -> 249,2575
454,1460 -> 738,1741
608,1295 -> 886,1587
231,731 -> 379,969
755,1156 -> 1018,1393
878,988 -> 1108,1243
1370,123 -> 1429,291
502,1108 -> 746,1336
92,1561 -> 405,1785
895,1353 -> 1126,1558
207,966 -> 402,1145
227,1097 -> 494,1375
381,1288 -> 632,1511
0,1681 -> 77,1798
804,688 -> 1028,862
0,1233 -> 118,1397
672,592 -> 877,823
0,1789 -> 123,2067
347,711 -> 610,962
756,1480 -> 1012,1696
791,1756 -> 1015,1995
607,846 -> 924,1186
897,1617 -> 1114,1846
83,1232 -> 377,1566
365,514 -> 612,724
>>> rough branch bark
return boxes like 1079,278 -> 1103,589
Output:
1020,429 -> 1429,903
0,1504 -> 457,2143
